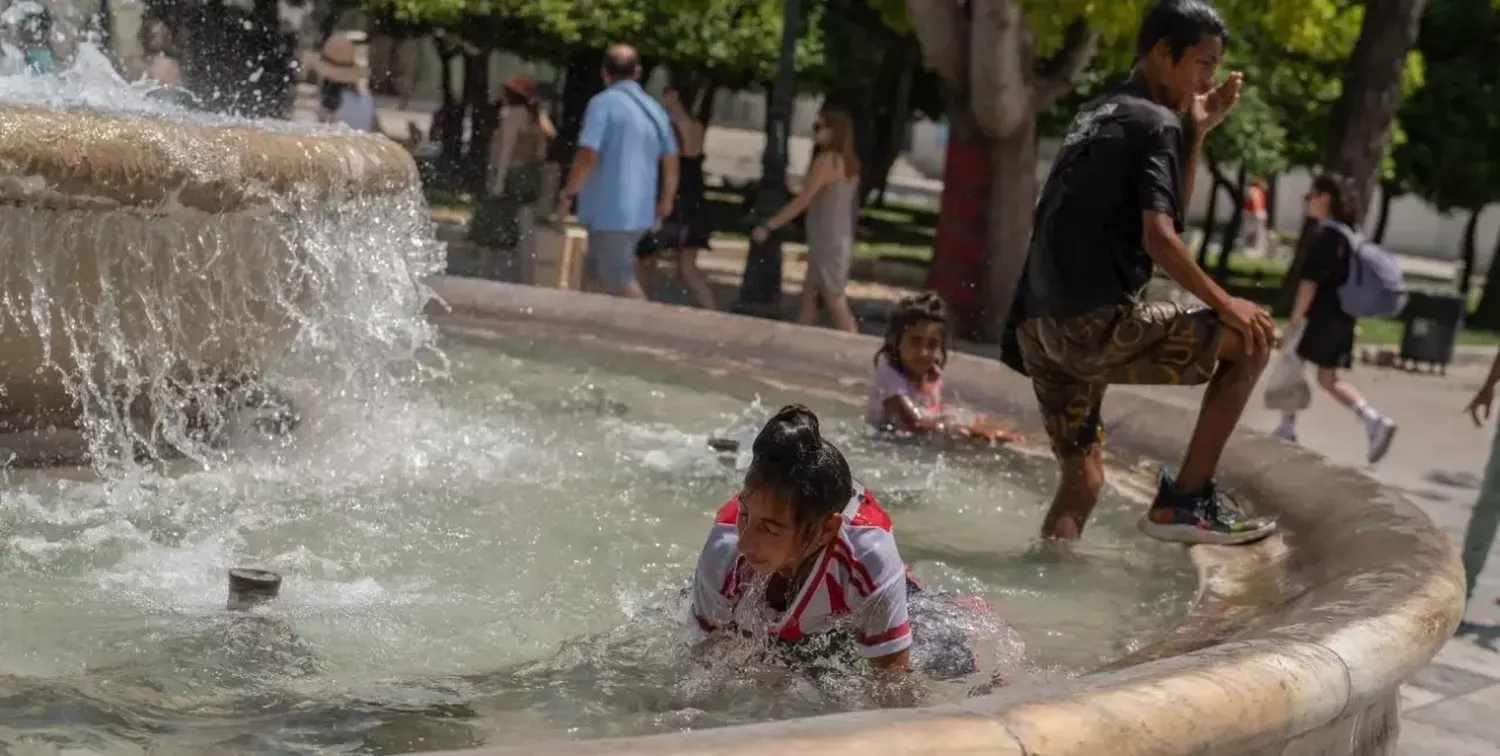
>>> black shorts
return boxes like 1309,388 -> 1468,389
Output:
1295,313 -> 1355,369
1016,301 -> 1222,458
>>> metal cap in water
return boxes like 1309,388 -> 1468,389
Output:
227,568 -> 282,611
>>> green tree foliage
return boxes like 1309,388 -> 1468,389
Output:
1396,0 -> 1500,318
1394,0 -> 1499,215
365,0 -> 825,87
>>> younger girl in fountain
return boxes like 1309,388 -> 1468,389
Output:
866,292 -> 1018,443
688,405 -> 1013,686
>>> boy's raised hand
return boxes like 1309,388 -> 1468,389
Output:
1191,71 -> 1242,133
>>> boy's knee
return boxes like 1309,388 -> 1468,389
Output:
1216,331 -> 1271,377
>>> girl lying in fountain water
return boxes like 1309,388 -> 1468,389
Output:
688,405 -> 1021,698
866,293 -> 1019,444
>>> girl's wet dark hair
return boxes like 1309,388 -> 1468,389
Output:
745,405 -> 853,528
875,291 -> 950,376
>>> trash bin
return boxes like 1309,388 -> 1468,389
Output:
1399,291 -> 1466,373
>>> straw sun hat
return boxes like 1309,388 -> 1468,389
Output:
312,33 -> 367,84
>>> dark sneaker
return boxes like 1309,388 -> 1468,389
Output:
1140,471 -> 1277,546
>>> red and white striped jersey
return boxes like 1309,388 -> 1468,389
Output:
688,484 -> 913,659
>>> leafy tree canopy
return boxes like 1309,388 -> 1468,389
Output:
365,0 -> 826,86
1394,0 -> 1500,213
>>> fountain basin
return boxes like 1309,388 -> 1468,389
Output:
0,104 -> 419,432
426,277 -> 1465,756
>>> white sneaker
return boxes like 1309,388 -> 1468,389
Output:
1366,417 -> 1397,464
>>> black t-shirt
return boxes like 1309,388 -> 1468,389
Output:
1018,81 -> 1187,319
1299,224 -> 1354,324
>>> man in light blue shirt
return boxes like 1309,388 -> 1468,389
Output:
554,44 -> 678,299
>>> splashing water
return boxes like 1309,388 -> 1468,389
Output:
0,43 -> 445,468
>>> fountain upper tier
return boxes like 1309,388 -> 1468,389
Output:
0,103 -> 417,214
0,91 -> 438,463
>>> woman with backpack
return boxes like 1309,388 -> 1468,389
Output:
1273,172 -> 1398,464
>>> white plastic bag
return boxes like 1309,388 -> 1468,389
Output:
1264,321 -> 1311,412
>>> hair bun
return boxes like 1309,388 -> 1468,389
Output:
753,404 -> 822,463
900,291 -> 947,320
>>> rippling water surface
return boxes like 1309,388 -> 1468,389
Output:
0,337 -> 1194,753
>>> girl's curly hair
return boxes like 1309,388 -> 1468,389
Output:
875,291 -> 950,377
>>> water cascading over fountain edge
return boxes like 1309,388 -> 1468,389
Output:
0,50 -> 446,468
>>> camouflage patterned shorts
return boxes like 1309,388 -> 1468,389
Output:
1016,301 -> 1223,458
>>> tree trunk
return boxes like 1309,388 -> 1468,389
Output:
1266,174 -> 1280,236
1373,181 -> 1397,243
906,0 -> 1097,339
1471,226 -> 1500,329
462,50 -> 495,193
1216,165 -> 1247,279
547,48 -> 605,166
1323,0 -> 1428,219
1459,208 -> 1481,299
1280,0 -> 1425,312
434,39 -> 465,172
978,115 -> 1037,342
1197,176 -> 1221,267
923,107 -> 991,339
695,84 -> 718,125
861,41 -> 919,205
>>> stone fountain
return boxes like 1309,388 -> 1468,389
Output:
0,49 -> 1466,756
0,85 -> 428,464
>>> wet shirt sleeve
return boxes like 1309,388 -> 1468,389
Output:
857,571 -> 912,658
851,531 -> 913,658
1138,122 -> 1185,231
688,512 -> 739,641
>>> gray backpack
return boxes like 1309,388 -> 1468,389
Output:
1324,221 -> 1406,318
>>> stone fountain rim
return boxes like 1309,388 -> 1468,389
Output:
0,103 -> 417,215
421,276 -> 1463,756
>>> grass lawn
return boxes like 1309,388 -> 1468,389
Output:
1345,316 -> 1500,348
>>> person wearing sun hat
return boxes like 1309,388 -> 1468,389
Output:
312,32 -> 379,132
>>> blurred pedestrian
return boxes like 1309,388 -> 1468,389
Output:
634,81 -> 716,310
554,43 -> 678,300
750,106 -> 860,332
469,74 -> 554,283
